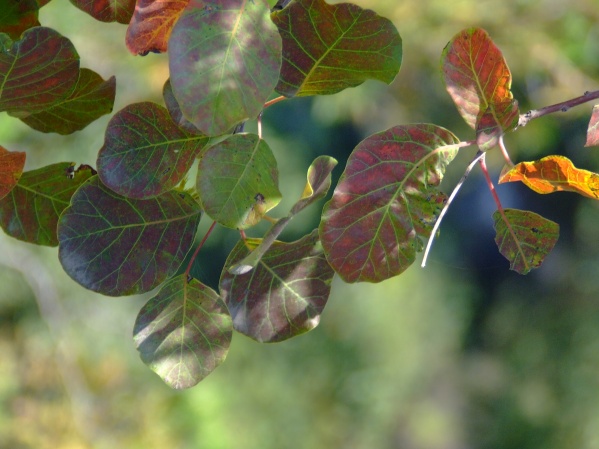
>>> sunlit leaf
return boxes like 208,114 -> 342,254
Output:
493,208 -> 559,275
0,0 -> 40,40
17,69 -> 116,135
271,0 -> 402,97
229,155 -> 337,274
442,27 -> 518,131
585,105 -> 599,147
169,0 -> 282,136
69,0 -> 135,23
0,163 -> 95,246
58,176 -> 201,296
134,274 -> 232,389
0,27 -> 79,113
220,229 -> 333,342
162,79 -> 203,134
97,102 -> 208,199
319,124 -> 459,283
499,155 -> 599,200
0,145 -> 26,199
197,133 -> 281,229
126,0 -> 189,55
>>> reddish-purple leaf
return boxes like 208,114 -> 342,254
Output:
0,0 -> 40,40
68,0 -> 135,23
319,124 -> 459,283
97,102 -> 208,199
0,145 -> 26,199
162,79 -> 203,134
0,27 -> 79,113
169,0 -> 282,136
586,105 -> 599,147
220,229 -> 333,342
272,0 -> 402,97
58,176 -> 202,296
134,274 -> 232,389
126,0 -> 189,55
17,68 -> 116,134
0,163 -> 95,246
442,28 -> 518,131
493,208 -> 559,275
197,133 -> 281,229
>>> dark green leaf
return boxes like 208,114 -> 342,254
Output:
97,102 -> 208,199
68,0 -> 135,23
271,0 -> 402,97
220,229 -> 333,342
0,163 -> 95,246
0,0 -> 40,40
169,0 -> 282,135
58,176 -> 202,296
134,274 -> 232,389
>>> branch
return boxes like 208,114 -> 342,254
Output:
518,89 -> 599,127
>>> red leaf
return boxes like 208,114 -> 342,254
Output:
126,0 -> 189,55
0,0 -> 40,40
586,105 -> 599,147
0,146 -> 26,200
0,27 -> 79,113
69,0 -> 135,23
442,28 -> 518,132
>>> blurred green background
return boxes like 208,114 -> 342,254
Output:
2,0 -> 599,448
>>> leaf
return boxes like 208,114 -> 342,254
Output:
229,155 -> 337,274
220,229 -> 334,342
442,27 -> 519,131
168,0 -> 282,136
126,0 -> 189,55
585,105 -> 599,147
58,176 -> 202,296
493,208 -> 559,275
271,0 -> 402,97
0,146 -> 26,200
68,0 -> 136,23
197,133 -> 281,229
134,274 -> 232,389
0,0 -> 40,40
17,69 -> 116,134
0,27 -> 80,113
319,124 -> 459,283
97,102 -> 208,199
162,79 -> 203,134
499,155 -> 599,200
0,163 -> 95,246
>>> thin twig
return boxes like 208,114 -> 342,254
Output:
185,220 -> 217,280
518,89 -> 599,127
498,135 -> 514,166
421,150 -> 486,267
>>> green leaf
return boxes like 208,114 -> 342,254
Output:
197,133 -> 281,229
17,68 -> 116,135
441,27 -> 519,131
220,229 -> 334,342
169,0 -> 282,136
134,274 -> 232,389
0,145 -> 26,200
68,0 -> 136,24
271,0 -> 402,97
0,0 -> 40,40
493,208 -> 559,275
319,124 -> 459,283
58,176 -> 202,296
97,102 -> 208,199
0,27 -> 79,113
162,79 -> 204,135
0,163 -> 95,246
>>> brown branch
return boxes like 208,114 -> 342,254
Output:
518,89 -> 599,127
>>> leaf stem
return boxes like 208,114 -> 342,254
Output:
263,95 -> 287,109
498,135 -> 513,166
518,89 -> 599,127
185,220 -> 217,280
421,149 -> 485,267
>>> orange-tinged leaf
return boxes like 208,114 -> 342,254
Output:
585,105 -> 599,147
0,146 -> 26,199
499,155 -> 599,200
126,0 -> 189,55
493,209 -> 559,275
442,28 -> 518,131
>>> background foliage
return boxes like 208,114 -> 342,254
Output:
2,0 -> 599,448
